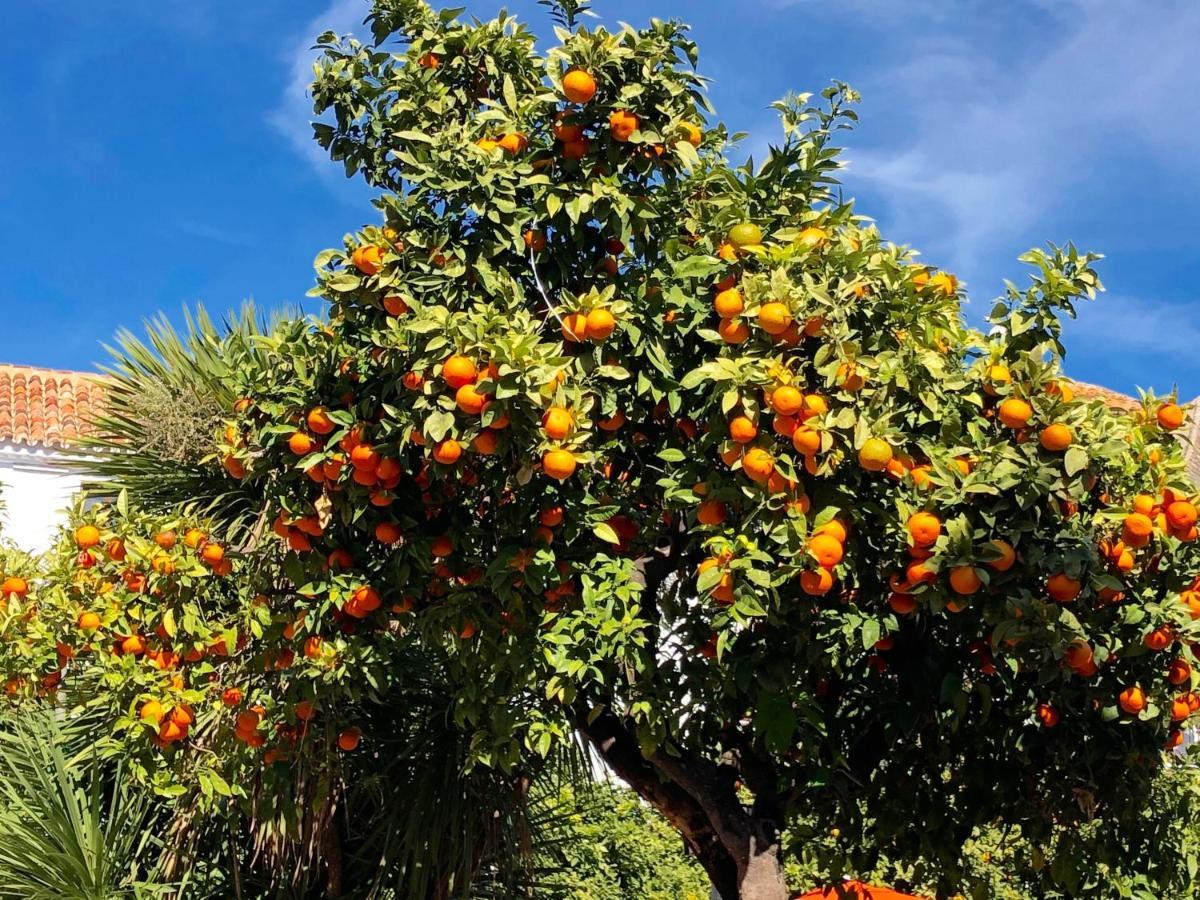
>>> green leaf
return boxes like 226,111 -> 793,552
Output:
592,522 -> 620,544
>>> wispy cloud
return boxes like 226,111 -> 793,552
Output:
846,3 -> 1200,277
1063,293 -> 1200,397
175,220 -> 258,249
269,0 -> 368,182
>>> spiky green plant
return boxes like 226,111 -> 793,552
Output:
78,305 -> 283,540
0,709 -> 174,900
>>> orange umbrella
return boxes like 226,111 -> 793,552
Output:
793,881 -> 928,900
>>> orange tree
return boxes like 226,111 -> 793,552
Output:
15,0 -> 1200,897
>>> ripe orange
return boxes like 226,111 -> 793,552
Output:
800,394 -> 828,420
561,311 -> 589,342
562,68 -> 597,103
741,448 -> 774,483
375,521 -> 403,544
609,110 -> 639,142
351,245 -> 384,275
757,302 -> 792,335
497,132 -> 528,154
907,512 -> 942,548
928,271 -> 957,296
543,449 -> 577,481
792,426 -> 821,456
808,534 -> 844,568
140,700 -> 165,724
1144,625 -> 1174,651
539,506 -> 565,528
442,355 -> 477,389
75,524 -> 101,549
985,539 -> 1016,571
888,592 -> 917,614
455,383 -> 489,415
836,363 -> 864,392
1171,697 -> 1191,721
471,429 -> 499,455
800,568 -> 834,596
1169,659 -> 1192,685
1063,639 -> 1093,669
221,687 -> 243,708
586,308 -> 616,340
561,139 -> 589,159
1157,403 -> 1184,430
679,122 -> 702,146
307,407 -> 336,435
773,414 -> 798,437
948,565 -> 982,595
155,530 -> 177,550
432,439 -> 462,465
382,295 -> 410,316
1118,686 -> 1146,715
1036,703 -> 1059,728
858,438 -> 893,472
288,432 -> 315,455
696,500 -> 727,526
997,398 -> 1032,429
522,229 -> 547,252
1039,423 -> 1072,452
1123,513 -> 1154,546
296,701 -> 317,721
713,288 -> 744,318
729,416 -> 758,444
543,407 -> 573,440
717,318 -> 749,344
338,727 -> 362,751
771,385 -> 804,417
1047,573 -> 1081,602
1166,500 -> 1198,531
553,114 -> 584,142
598,411 -> 626,431
201,543 -> 225,565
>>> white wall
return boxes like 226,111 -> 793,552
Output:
0,442 -> 87,554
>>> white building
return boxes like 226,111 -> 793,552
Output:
0,364 -> 107,554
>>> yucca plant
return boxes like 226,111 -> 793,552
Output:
0,709 -> 174,900
77,304 -> 285,541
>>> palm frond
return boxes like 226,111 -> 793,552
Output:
0,709 -> 173,900
75,303 -> 291,541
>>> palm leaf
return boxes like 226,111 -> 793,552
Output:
74,303 -> 293,541
0,709 -> 173,900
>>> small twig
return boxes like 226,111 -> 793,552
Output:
526,227 -> 566,328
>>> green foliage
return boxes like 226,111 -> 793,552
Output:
0,709 -> 173,899
10,0 -> 1200,896
536,781 -> 709,900
82,305 -> 278,538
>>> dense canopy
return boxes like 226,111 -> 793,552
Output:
2,1 -> 1199,897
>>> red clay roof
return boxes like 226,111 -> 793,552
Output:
0,364 -> 109,449
1069,380 -> 1141,412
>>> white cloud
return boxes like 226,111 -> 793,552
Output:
846,2 -> 1200,277
1062,293 -> 1200,398
268,0 -> 368,182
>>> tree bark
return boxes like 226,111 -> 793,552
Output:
575,704 -> 789,900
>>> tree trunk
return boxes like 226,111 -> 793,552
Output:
575,704 -> 790,900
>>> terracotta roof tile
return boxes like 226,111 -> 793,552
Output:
0,364 -> 110,449
1068,380 -> 1142,412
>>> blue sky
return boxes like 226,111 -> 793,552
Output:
3,0 -> 1198,398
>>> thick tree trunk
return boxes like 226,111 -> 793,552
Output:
575,704 -> 790,900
